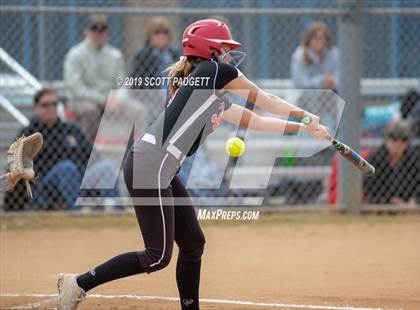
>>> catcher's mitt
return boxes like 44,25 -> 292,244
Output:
6,132 -> 43,198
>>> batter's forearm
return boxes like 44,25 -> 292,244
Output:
224,104 -> 307,134
250,116 -> 306,134
263,93 -> 308,119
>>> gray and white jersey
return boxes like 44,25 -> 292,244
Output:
147,60 -> 241,156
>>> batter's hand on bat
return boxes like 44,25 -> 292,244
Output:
303,112 -> 320,133
301,113 -> 332,140
306,124 -> 331,140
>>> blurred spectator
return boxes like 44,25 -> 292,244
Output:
4,88 -> 120,211
128,17 -> 177,126
291,21 -> 338,90
393,90 -> 420,137
64,15 -> 125,141
400,90 -> 420,119
363,120 -> 420,206
130,16 -> 178,89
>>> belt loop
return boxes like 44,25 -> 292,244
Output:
141,133 -> 185,165
141,133 -> 156,145
167,144 -> 181,160
166,144 -> 186,166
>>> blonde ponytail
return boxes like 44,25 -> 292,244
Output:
166,56 -> 199,96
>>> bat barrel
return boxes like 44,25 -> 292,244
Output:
331,139 -> 376,177
302,116 -> 375,177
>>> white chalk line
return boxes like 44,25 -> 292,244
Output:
4,297 -> 57,310
0,293 -> 398,310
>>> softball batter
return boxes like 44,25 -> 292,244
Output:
58,19 -> 329,310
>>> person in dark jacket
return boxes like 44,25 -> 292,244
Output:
129,17 -> 179,126
4,88 -> 119,211
363,120 -> 420,206
130,16 -> 178,90
399,90 -> 420,137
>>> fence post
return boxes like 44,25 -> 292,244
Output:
37,0 -> 46,80
338,0 -> 363,213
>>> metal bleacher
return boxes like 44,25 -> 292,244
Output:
0,73 -> 35,144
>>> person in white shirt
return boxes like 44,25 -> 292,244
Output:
291,21 -> 339,90
64,15 -> 145,141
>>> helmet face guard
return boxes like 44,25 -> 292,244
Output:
217,47 -> 246,68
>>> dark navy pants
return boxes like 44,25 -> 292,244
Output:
123,146 -> 205,274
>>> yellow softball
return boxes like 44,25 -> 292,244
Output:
225,137 -> 246,157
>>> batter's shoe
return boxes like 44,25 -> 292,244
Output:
57,273 -> 86,310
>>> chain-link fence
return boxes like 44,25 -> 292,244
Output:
1,0 -> 419,211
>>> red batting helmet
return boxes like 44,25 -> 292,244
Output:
182,19 -> 241,59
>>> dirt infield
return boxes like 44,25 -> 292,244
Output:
0,212 -> 419,310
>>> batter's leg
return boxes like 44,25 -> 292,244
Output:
172,176 -> 205,310
76,151 -> 175,292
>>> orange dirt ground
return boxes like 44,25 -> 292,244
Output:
0,213 -> 419,310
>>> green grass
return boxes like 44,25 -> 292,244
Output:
0,210 -> 418,231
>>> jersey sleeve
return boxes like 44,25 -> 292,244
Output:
215,62 -> 241,90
